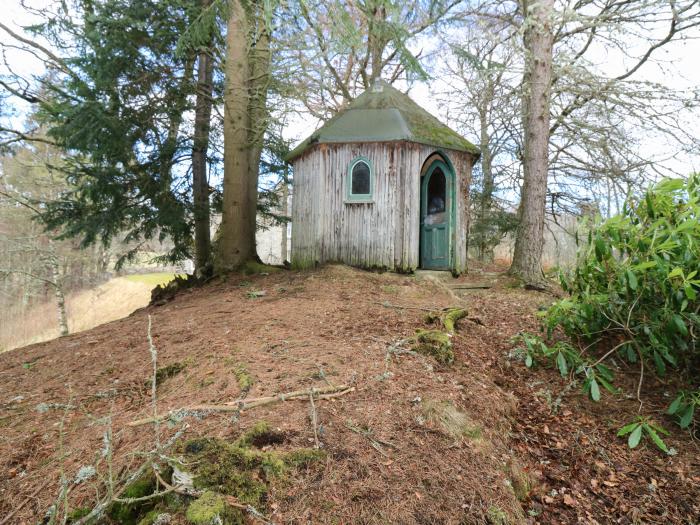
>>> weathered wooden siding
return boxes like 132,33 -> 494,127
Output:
291,141 -> 473,273
451,148 -> 473,274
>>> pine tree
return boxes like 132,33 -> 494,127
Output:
20,0 -> 206,267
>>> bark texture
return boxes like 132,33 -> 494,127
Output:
49,252 -> 68,336
215,0 -> 270,272
509,0 -> 554,284
477,103 -> 494,263
192,0 -> 214,276
246,1 -> 271,201
216,0 -> 254,271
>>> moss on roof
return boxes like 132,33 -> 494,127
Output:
286,80 -> 480,162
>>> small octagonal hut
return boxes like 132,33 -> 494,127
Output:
286,79 -> 480,273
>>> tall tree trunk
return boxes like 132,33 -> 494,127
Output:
280,177 -> 288,263
247,0 -> 271,211
216,0 -> 255,271
509,0 -> 554,284
192,0 -> 214,277
478,105 -> 494,263
49,252 -> 68,336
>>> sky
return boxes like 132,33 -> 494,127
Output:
2,0 -> 700,177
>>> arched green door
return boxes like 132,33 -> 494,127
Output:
420,160 -> 452,270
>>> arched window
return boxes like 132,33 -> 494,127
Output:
427,168 -> 446,214
346,157 -> 373,202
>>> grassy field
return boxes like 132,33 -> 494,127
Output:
0,273 -> 179,352
122,272 -> 183,286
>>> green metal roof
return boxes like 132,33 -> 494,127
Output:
286,80 -> 480,162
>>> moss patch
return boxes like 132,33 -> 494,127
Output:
241,261 -> 281,275
283,447 -> 327,468
66,507 -> 91,523
233,364 -> 254,393
412,307 -> 469,365
177,422 -> 325,523
107,473 -> 158,524
486,505 -> 510,525
290,256 -> 316,270
411,329 -> 454,365
152,362 -> 186,387
137,509 -> 173,525
185,491 -> 229,525
150,274 -> 198,304
424,307 -> 467,334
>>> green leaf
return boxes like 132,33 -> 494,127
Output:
617,422 -> 639,436
672,314 -> 688,336
667,395 -> 683,415
525,354 -> 533,368
594,237 -> 607,261
628,425 -> 643,448
645,192 -> 655,218
589,378 -> 601,402
595,363 -> 614,381
643,424 -> 669,453
654,178 -> 684,193
684,284 -> 697,300
656,345 -> 677,366
652,351 -> 666,376
680,405 -> 694,429
668,267 -> 684,279
626,269 -> 638,290
560,273 -> 568,292
556,352 -> 568,376
632,260 -> 657,271
596,374 -> 618,394
649,422 -> 670,436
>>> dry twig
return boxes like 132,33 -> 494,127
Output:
128,385 -> 354,427
309,392 -> 320,449
345,421 -> 398,457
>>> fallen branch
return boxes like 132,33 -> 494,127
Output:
448,285 -> 491,290
309,392 -> 320,449
73,424 -> 189,525
223,384 -> 353,408
73,461 -> 152,525
128,385 -> 354,427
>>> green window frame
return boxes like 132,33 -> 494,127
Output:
346,156 -> 374,202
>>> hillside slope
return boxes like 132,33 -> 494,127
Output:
0,273 -> 178,352
0,266 -> 697,524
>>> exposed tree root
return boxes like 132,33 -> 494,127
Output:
424,307 -> 468,334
